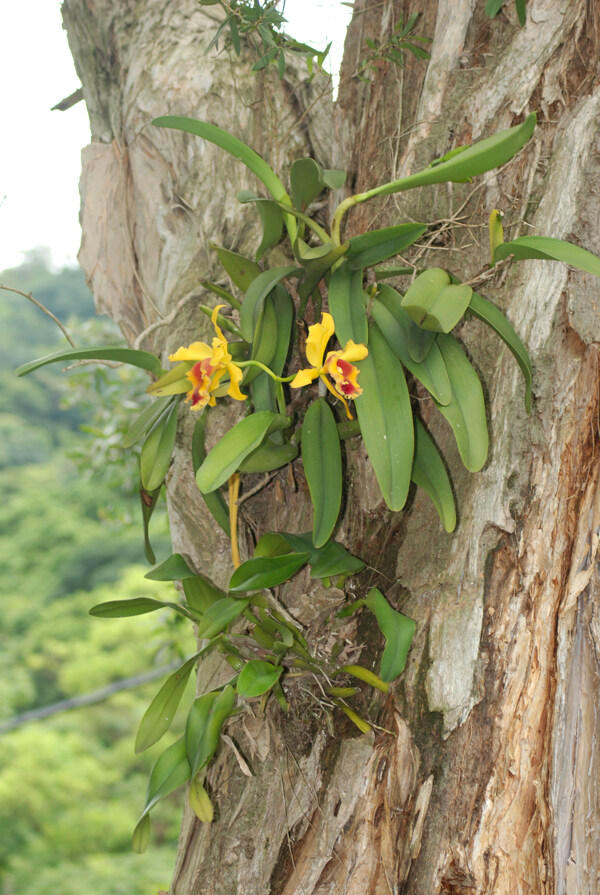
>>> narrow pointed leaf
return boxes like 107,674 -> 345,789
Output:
213,246 -> 261,293
363,113 -> 536,198
469,290 -> 532,412
183,574 -> 227,614
186,685 -> 236,777
192,415 -> 230,536
372,287 -> 451,404
16,346 -> 163,378
140,398 -> 179,491
140,484 -> 161,564
302,399 -> 342,547
355,325 -> 414,510
297,241 -> 349,302
196,411 -> 279,493
89,597 -> 191,619
346,223 -> 427,270
434,334 -> 488,471
138,736 -> 190,822
411,420 -> 456,532
309,541 -> 365,579
290,157 -> 325,209
146,362 -> 192,397
196,598 -> 250,639
337,664 -> 389,693
152,116 -> 296,239
237,660 -> 283,697
132,814 -> 151,854
123,397 -> 173,448
229,553 -> 310,593
494,235 -> 600,278
328,263 -> 369,345
240,266 -> 298,341
135,656 -> 197,753
237,439 -> 298,473
144,552 -> 196,581
254,532 -> 293,558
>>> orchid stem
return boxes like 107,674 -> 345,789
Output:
236,360 -> 295,382
228,474 -> 241,569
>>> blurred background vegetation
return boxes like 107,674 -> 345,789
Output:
0,250 -> 194,895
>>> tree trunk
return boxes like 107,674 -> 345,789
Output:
63,0 -> 600,893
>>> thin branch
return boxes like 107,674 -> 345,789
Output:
0,284 -> 77,347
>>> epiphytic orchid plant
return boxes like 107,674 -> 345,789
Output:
17,111 -> 600,848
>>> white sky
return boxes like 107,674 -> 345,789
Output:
0,1 -> 351,273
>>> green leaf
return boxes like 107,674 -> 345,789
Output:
132,813 -> 151,854
362,113 -> 536,199
237,191 -> 285,261
297,241 -> 349,303
401,268 -> 472,332
137,736 -> 191,823
355,324 -> 414,510
434,334 -> 488,472
302,399 -> 342,547
365,588 -> 415,682
140,398 -> 179,491
135,656 -> 197,753
123,397 -> 173,448
515,0 -> 527,26
372,287 -> 451,404
192,415 -> 231,536
309,541 -> 365,579
494,235 -> 600,278
196,411 -> 279,493
183,575 -> 228,615
328,263 -> 369,345
469,291 -> 532,413
411,420 -> 456,532
229,16 -> 241,53
485,0 -> 507,16
346,223 -> 427,270
89,597 -> 190,619
186,685 -> 236,778
254,532 -> 293,558
16,346 -> 163,378
321,168 -> 346,190
237,438 -> 298,473
228,553 -> 310,593
213,245 -> 261,293
290,158 -> 326,209
146,362 -> 192,397
196,597 -> 250,639
144,552 -> 196,581
240,266 -> 298,342
237,660 -> 283,697
152,116 -> 296,239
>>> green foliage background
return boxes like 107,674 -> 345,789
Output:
0,252 -> 189,895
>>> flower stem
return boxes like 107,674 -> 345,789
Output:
228,473 -> 241,568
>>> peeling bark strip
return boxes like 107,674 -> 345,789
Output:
63,0 -> 600,892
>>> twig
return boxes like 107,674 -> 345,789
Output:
133,288 -> 204,350
0,284 -> 77,347
236,471 -> 279,506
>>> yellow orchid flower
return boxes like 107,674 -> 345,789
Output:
290,312 -> 368,418
168,305 -> 246,411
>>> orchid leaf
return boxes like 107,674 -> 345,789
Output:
494,235 -> 600,278
135,655 -> 197,753
16,346 -> 163,378
240,266 -> 298,341
144,552 -> 196,581
469,291 -> 532,412
434,334 -> 488,472
302,399 -> 342,547
401,268 -> 472,332
328,262 -> 369,345
192,415 -> 231,536
89,597 -> 191,619
365,588 -> 415,681
189,778 -> 214,823
140,398 -> 179,491
355,324 -> 414,511
213,246 -> 261,293
228,553 -> 310,593
183,575 -> 228,615
237,660 -> 283,697
136,736 -> 190,825
123,396 -> 173,447
196,597 -> 250,639
186,685 -> 236,778
346,223 -> 427,270
411,420 -> 456,532
196,411 -> 279,492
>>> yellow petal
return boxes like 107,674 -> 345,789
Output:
211,304 -> 227,344
339,340 -> 368,363
305,313 -> 335,369
290,367 -> 320,389
321,374 -> 353,419
169,341 -> 212,362
226,363 -> 247,402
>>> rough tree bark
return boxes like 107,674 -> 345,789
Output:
63,0 -> 600,892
